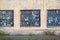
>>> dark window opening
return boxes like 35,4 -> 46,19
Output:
20,10 -> 40,27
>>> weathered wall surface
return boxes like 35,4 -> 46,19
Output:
0,0 -> 60,34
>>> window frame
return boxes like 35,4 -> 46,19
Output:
0,10 -> 14,27
20,9 -> 40,27
47,9 -> 60,27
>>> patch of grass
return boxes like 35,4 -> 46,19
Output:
0,30 -> 9,36
0,38 -> 59,40
43,31 -> 56,36
0,38 -> 39,40
0,30 -> 6,35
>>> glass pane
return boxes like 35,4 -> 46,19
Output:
47,10 -> 60,27
20,10 -> 40,27
0,10 -> 14,27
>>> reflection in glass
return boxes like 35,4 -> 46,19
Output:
47,10 -> 60,27
0,10 -> 14,27
20,10 -> 40,27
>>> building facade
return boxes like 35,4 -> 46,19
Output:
0,0 -> 60,34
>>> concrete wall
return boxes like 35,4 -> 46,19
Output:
0,0 -> 60,34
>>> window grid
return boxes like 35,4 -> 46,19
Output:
47,10 -> 60,27
0,10 -> 14,27
20,10 -> 40,27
